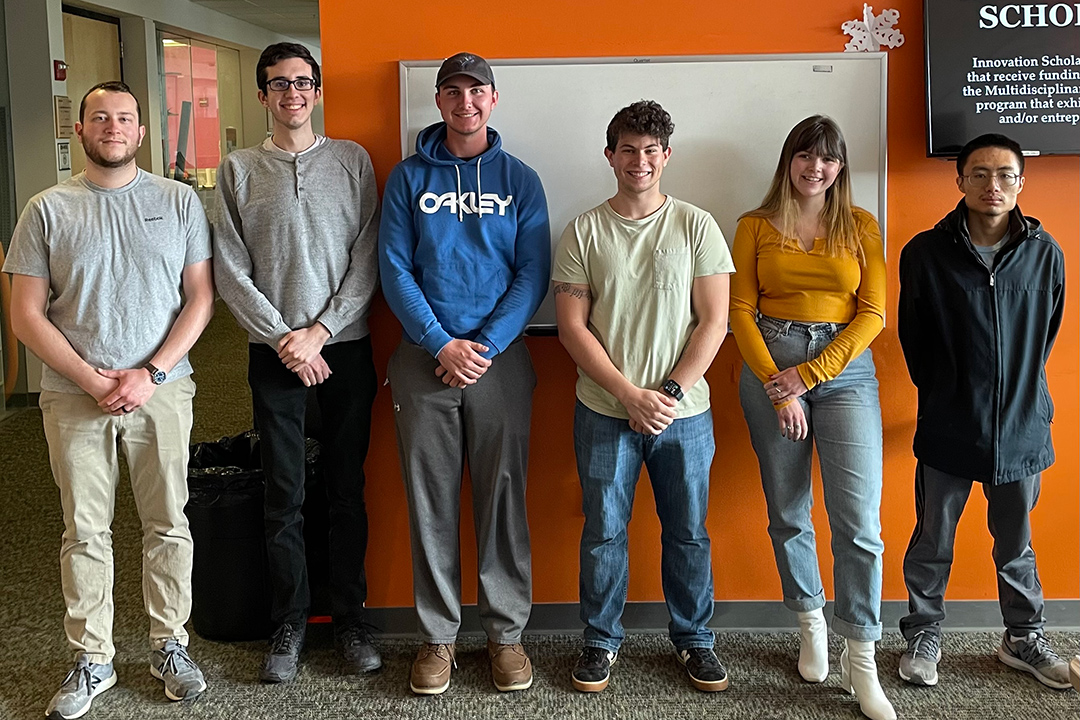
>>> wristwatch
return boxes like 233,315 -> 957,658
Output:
144,362 -> 167,386
661,378 -> 684,402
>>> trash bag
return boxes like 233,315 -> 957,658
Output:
186,431 -> 274,641
186,431 -> 330,641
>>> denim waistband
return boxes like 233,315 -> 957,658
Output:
757,313 -> 848,338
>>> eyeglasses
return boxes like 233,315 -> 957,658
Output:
961,172 -> 1021,188
266,77 -> 317,92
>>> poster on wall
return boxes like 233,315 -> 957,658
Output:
925,1 -> 1080,156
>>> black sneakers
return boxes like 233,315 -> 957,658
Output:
572,646 -> 618,692
260,622 -> 306,683
334,621 -> 382,673
678,647 -> 729,692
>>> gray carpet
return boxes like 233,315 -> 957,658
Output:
1,304 -> 1077,719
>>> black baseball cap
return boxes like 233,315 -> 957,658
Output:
436,52 -> 495,89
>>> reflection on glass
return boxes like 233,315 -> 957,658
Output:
162,34 -> 194,185
159,33 -> 242,200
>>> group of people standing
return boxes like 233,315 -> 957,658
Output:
3,43 -> 1071,720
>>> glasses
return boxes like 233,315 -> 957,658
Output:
266,77 -> 317,92
961,172 -> 1021,188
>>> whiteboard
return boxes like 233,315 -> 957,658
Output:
399,54 -> 888,331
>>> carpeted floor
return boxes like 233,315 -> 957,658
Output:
0,304 -> 1077,719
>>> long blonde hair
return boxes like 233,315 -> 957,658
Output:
740,115 -> 861,260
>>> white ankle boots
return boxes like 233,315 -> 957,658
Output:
795,610 -> 896,720
796,608 -> 829,682
841,639 -> 897,720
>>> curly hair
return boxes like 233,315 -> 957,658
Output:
605,100 -> 675,151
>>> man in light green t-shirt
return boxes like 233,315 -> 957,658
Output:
552,100 -> 735,695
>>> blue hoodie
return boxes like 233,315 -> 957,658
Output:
379,122 -> 551,359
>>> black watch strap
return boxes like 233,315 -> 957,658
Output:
662,378 -> 684,401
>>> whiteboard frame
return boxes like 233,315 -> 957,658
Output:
399,53 -> 888,332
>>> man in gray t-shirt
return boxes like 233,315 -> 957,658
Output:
3,81 -> 215,719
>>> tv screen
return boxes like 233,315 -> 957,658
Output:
925,0 -> 1080,157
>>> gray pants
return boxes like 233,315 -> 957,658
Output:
388,339 -> 535,644
900,462 -> 1045,639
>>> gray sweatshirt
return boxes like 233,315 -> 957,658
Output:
213,138 -> 379,346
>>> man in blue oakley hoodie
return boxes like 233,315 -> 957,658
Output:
379,52 -> 550,696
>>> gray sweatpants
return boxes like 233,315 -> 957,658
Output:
900,462 -> 1045,639
387,338 -> 535,644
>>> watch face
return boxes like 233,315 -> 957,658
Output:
151,370 -> 166,385
663,379 -> 683,400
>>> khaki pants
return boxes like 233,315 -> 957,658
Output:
40,377 -> 195,664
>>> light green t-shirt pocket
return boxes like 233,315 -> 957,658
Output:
653,247 -> 690,290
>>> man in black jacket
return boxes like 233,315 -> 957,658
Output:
896,134 -> 1069,691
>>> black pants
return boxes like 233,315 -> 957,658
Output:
248,337 -> 377,626
900,462 -> 1045,640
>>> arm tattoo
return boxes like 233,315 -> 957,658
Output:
553,282 -> 592,300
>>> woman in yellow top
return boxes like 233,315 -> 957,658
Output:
730,116 -> 893,720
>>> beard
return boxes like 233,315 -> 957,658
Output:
82,139 -> 139,169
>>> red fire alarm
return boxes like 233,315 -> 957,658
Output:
54,60 -> 67,81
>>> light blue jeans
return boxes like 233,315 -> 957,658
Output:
739,314 -> 884,642
574,401 -> 716,653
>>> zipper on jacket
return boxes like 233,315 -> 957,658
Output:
990,269 -> 1000,482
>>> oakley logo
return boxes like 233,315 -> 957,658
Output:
419,191 -> 513,216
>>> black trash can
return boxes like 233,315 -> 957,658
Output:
186,432 -> 329,641
186,431 -> 273,641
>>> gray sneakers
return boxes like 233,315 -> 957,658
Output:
899,630 -> 941,686
998,631 -> 1071,690
45,654 -> 117,720
149,639 -> 207,701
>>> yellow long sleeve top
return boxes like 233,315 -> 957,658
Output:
730,210 -> 886,397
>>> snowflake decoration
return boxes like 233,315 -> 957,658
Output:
842,4 -> 905,52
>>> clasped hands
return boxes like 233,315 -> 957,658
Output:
765,367 -> 809,442
91,368 -> 155,416
278,324 -> 332,387
622,386 -> 677,436
435,339 -> 491,388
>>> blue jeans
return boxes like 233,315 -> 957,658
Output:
738,315 -> 884,642
574,401 -> 716,653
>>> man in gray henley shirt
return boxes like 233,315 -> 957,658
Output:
212,42 -> 381,683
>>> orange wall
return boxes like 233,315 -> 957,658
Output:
320,0 -> 1079,608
